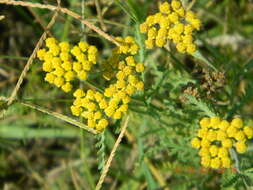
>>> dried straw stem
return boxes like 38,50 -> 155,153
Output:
7,10 -> 59,105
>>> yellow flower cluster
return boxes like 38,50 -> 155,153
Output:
70,36 -> 145,131
191,117 -> 253,169
70,88 -> 110,131
140,0 -> 201,54
37,38 -> 97,92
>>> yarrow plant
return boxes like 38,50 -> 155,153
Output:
140,0 -> 201,53
191,117 -> 253,169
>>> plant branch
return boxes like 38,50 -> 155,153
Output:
0,0 -> 120,46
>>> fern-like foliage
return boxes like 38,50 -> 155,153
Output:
96,132 -> 105,171
221,170 -> 242,188
184,94 -> 216,117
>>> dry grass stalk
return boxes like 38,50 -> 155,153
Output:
95,116 -> 130,190
7,11 -> 59,105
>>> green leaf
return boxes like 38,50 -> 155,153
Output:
192,50 -> 217,71
96,132 -> 106,171
222,173 -> 241,188
184,95 -> 216,117
114,0 -> 138,23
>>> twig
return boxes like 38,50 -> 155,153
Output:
186,0 -> 196,10
95,0 -> 107,31
95,116 -> 130,190
0,0 -> 120,46
7,10 -> 59,105
20,101 -> 98,135
28,7 -> 53,37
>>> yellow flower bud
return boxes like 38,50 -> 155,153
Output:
199,117 -> 210,128
197,128 -> 208,138
235,130 -> 246,141
88,119 -> 96,128
73,98 -> 82,107
54,67 -> 65,77
71,105 -> 82,116
171,0 -> 181,10
77,71 -> 87,81
59,42 -> 70,52
222,138 -> 233,148
94,111 -> 102,120
218,147 -> 228,158
61,82 -> 72,92
113,110 -> 122,119
45,37 -> 57,47
147,27 -> 157,39
236,141 -> 247,154
201,139 -> 210,147
105,106 -> 115,117
222,157 -> 231,168
186,43 -> 196,54
78,41 -> 89,52
206,130 -> 217,142
190,19 -> 201,30
209,145 -> 218,157
176,43 -> 186,53
136,63 -> 145,73
62,61 -> 72,71
191,137 -> 201,149
44,73 -> 56,84
37,49 -> 46,60
73,88 -> 85,98
86,89 -> 95,100
136,81 -> 144,91
243,126 -> 253,139
231,118 -> 243,128
219,120 -> 230,131
210,157 -> 221,169
60,52 -> 70,61
227,126 -> 238,138
94,92 -> 103,102
159,2 -> 171,14
216,130 -> 227,141
201,156 -> 211,167
97,119 -> 109,130
54,77 -> 64,87
42,61 -> 53,72
199,147 -> 209,157
145,39 -> 154,49
119,104 -> 128,113
99,99 -> 108,109
210,116 -> 221,128
64,71 -> 75,82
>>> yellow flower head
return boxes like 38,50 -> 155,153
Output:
140,0 -> 201,54
37,38 -> 98,93
191,116 -> 253,169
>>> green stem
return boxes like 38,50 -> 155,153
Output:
0,125 -> 79,139
192,50 -> 217,71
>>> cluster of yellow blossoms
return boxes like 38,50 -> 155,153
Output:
140,0 -> 201,54
37,38 -> 97,92
70,36 -> 145,131
191,117 -> 253,169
